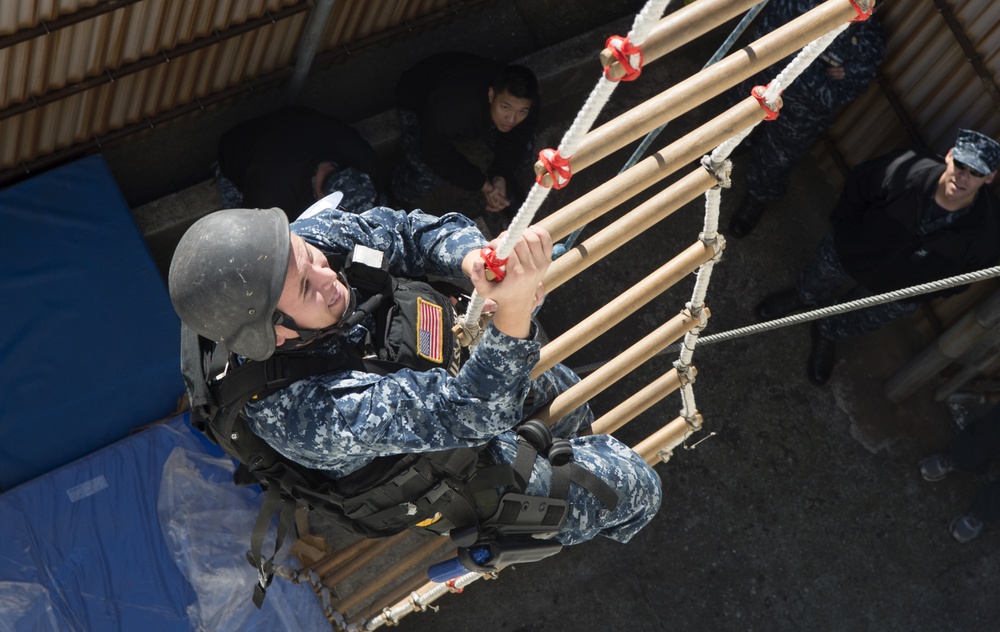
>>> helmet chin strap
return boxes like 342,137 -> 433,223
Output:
271,261 -> 392,353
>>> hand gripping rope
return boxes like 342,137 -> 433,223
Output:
603,34 -> 643,82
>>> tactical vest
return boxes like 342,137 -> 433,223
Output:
180,248 -> 618,608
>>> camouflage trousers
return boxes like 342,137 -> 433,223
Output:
795,233 -> 918,341
743,99 -> 831,204
390,109 -> 448,210
487,363 -> 663,546
214,164 -> 377,214
316,167 -> 378,213
950,404 -> 1000,522
214,163 -> 244,208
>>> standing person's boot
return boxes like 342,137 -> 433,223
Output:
950,512 -> 985,543
919,454 -> 957,482
728,195 -> 766,238
807,323 -> 836,386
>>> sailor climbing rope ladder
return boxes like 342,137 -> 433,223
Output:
169,0 -> 1000,629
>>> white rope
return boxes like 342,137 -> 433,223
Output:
674,160 -> 728,421
667,3 -> 864,426
459,0 -> 674,338
761,23 -> 849,106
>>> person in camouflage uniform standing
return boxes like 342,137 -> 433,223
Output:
728,0 -> 886,238
169,201 -> 662,550
754,129 -> 1000,386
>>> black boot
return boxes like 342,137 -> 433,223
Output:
754,289 -> 804,321
807,323 -> 836,386
728,195 -> 766,238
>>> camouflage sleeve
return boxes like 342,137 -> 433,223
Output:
245,322 -> 541,475
291,206 -> 487,281
796,18 -> 885,112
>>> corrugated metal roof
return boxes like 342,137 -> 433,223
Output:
2,1 -> 997,185
822,0 -> 1000,183
0,0 -> 476,180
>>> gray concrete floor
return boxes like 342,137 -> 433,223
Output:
102,2 -> 998,630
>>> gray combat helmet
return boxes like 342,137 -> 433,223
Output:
168,207 -> 290,361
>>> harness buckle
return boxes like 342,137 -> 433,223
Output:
263,354 -> 287,388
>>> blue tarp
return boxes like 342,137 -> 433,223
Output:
0,154 -> 184,489
0,413 -> 328,631
0,156 -> 326,629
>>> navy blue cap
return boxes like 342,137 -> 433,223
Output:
953,128 -> 1000,175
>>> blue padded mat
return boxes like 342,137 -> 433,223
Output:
0,413 -> 328,631
0,155 -> 183,489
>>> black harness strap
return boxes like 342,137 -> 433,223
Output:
514,420 -> 620,512
568,464 -> 619,511
249,482 -> 297,608
511,441 -> 538,489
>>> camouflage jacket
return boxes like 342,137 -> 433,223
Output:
243,205 -> 545,478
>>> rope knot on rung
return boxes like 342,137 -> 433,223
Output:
673,360 -> 698,386
700,155 -> 731,188
751,84 -> 782,120
380,606 -> 401,625
849,0 -> 874,21
535,148 -> 572,189
685,303 -> 710,328
603,34 -> 643,82
699,231 -> 726,256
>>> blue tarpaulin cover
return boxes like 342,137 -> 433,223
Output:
0,154 -> 184,490
0,156 -> 326,629
0,413 -> 328,631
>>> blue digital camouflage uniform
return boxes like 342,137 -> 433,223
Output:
737,1 -> 885,204
243,206 -> 662,545
390,110 -> 448,210
795,233 -> 919,340
215,164 -> 378,215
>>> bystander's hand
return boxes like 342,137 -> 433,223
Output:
482,176 -> 511,213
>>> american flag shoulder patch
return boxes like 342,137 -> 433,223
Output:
416,296 -> 444,363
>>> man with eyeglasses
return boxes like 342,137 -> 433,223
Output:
753,128 -> 1000,385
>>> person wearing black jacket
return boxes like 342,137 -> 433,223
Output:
754,128 -> 1000,385
391,52 -> 539,217
216,106 -> 385,221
